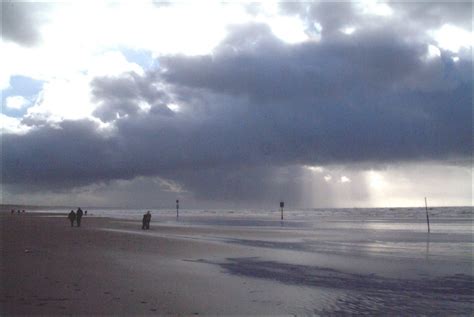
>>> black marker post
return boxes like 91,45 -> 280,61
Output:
176,199 -> 179,219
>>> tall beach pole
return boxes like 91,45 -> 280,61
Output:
176,199 -> 179,219
424,197 -> 430,233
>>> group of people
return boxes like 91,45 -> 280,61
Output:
67,208 -> 152,230
142,211 -> 152,230
11,209 -> 25,214
67,208 -> 87,227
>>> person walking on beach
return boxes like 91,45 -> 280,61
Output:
141,211 -> 152,230
68,210 -> 76,227
76,208 -> 83,227
142,213 -> 146,230
145,211 -> 151,229
142,212 -> 147,229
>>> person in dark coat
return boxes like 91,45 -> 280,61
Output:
145,211 -> 151,230
68,210 -> 76,227
76,208 -> 83,227
142,212 -> 147,230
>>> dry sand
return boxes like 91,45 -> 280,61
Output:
0,212 -> 301,315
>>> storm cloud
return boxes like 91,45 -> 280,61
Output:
1,2 -> 472,207
159,23 -> 472,165
279,1 -> 472,35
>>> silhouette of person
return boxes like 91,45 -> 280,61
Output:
145,211 -> 151,230
84,210 -> 87,215
11,209 -> 14,214
142,212 -> 147,230
76,208 -> 83,227
68,210 -> 76,227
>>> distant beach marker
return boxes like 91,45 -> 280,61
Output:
280,201 -> 284,220
176,199 -> 179,219
424,197 -> 430,233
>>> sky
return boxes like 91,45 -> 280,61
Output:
1,0 -> 472,209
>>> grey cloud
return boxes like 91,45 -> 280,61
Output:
158,23 -> 471,165
2,20 -> 472,206
1,1 -> 51,46
2,120 -> 115,189
161,24 -> 429,102
308,2 -> 359,37
91,71 -> 171,122
389,1 -> 472,31
278,2 -> 306,16
279,1 -> 375,39
278,1 -> 472,40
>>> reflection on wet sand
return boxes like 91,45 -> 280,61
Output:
214,257 -> 473,315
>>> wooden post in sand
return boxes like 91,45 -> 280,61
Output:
424,197 -> 430,233
280,201 -> 284,220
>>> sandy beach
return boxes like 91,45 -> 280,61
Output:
0,213 -> 277,315
1,210 -> 473,315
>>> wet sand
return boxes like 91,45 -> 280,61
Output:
0,212 -> 305,315
1,212 -> 473,315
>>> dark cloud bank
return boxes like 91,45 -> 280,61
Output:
2,3 -> 472,206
